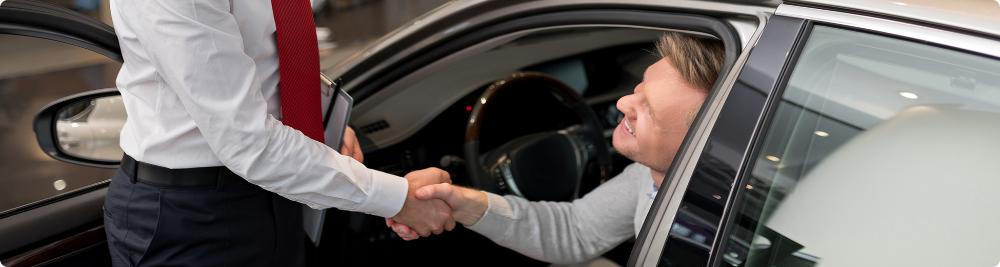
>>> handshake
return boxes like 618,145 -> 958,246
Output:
388,167 -> 489,240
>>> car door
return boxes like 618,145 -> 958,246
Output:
631,2 -> 1000,267
316,1 -> 771,266
0,1 -> 120,266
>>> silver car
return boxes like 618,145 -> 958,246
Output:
1,0 -> 998,266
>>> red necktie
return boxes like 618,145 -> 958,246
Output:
271,0 -> 324,142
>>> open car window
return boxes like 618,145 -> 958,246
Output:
716,25 -> 1000,267
344,22 -> 738,266
352,27 -> 661,149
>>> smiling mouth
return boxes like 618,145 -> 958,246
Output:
622,118 -> 635,136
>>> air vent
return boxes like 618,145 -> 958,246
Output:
359,120 -> 390,134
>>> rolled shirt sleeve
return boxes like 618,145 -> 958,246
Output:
123,0 -> 406,217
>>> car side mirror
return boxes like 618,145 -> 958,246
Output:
34,88 -> 124,168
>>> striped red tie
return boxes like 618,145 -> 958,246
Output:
271,0 -> 325,142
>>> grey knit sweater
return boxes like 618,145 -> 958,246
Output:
466,163 -> 658,264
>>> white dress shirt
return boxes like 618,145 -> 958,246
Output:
108,0 -> 407,218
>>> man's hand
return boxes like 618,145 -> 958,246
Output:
387,183 -> 489,240
390,168 -> 456,237
339,127 -> 364,162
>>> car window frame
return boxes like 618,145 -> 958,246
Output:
629,15 -> 808,267
334,8 -> 750,195
645,3 -> 1000,267
0,0 -> 120,61
345,9 -> 744,103
335,1 -> 771,103
317,5 -> 754,267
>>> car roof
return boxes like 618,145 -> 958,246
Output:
790,0 -> 1000,38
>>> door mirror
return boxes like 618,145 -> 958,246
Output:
35,88 -> 123,168
55,95 -> 125,162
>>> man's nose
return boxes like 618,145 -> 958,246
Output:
616,94 -> 634,116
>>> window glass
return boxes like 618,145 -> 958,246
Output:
0,34 -> 119,213
718,26 -> 1000,267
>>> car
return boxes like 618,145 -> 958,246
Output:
1,0 -> 998,266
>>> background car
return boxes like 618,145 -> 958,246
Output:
1,0 -> 998,266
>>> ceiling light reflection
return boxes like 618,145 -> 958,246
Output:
53,179 -> 67,191
899,91 -> 919,100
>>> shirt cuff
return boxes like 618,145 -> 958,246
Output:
466,192 -> 514,236
356,170 -> 408,218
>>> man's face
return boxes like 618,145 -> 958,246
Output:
612,58 -> 708,186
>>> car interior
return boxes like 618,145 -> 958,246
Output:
314,27 -> 667,266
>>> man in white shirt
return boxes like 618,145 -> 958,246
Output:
388,32 -> 725,265
104,1 -> 453,266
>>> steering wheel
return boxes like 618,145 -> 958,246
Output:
465,72 -> 612,201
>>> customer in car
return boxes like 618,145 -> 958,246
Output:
386,32 -> 725,264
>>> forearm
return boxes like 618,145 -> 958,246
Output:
465,193 -> 619,264
459,166 -> 646,264
240,119 -> 407,216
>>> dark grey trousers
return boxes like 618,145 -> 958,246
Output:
104,169 -> 304,267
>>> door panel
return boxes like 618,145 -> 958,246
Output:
1,189 -> 108,267
0,0 -> 120,266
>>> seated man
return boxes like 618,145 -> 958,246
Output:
389,32 -> 725,264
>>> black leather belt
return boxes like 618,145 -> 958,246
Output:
122,154 -> 239,188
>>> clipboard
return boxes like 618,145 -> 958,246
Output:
303,75 -> 353,246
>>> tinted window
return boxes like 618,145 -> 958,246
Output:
718,26 -> 1000,267
0,34 -> 119,213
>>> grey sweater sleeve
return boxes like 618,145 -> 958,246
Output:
466,164 -> 646,264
